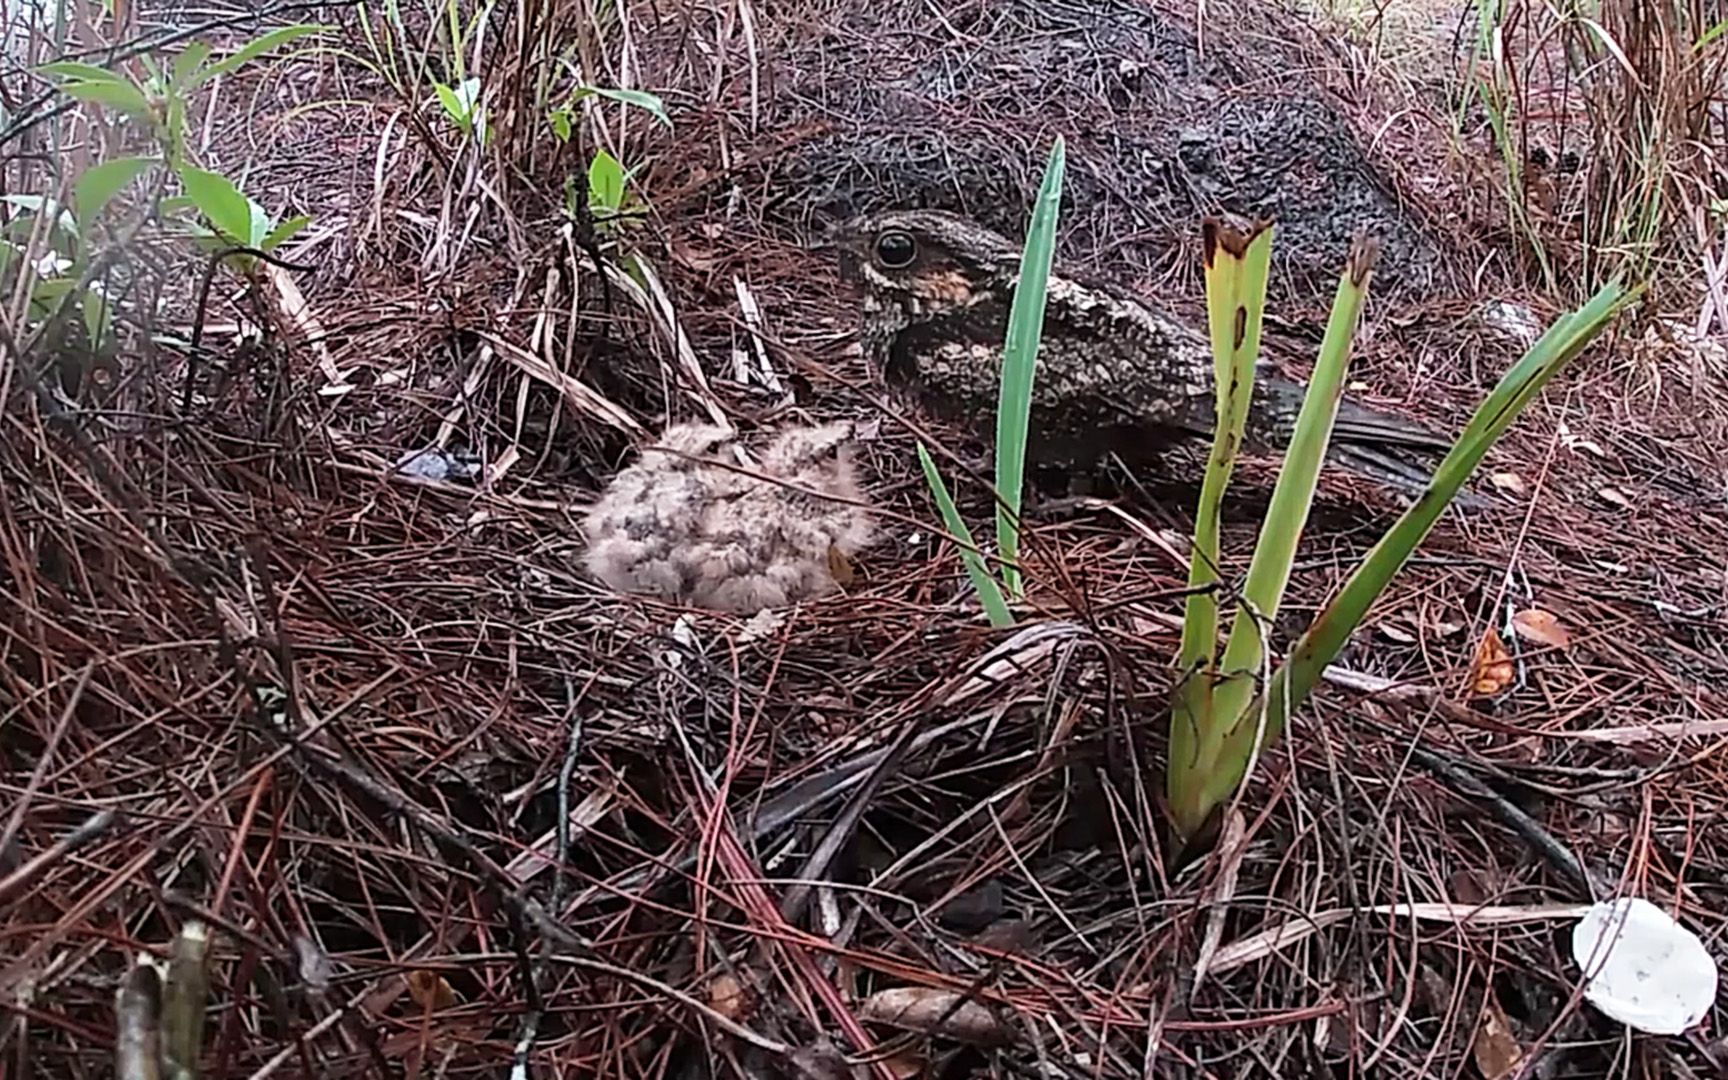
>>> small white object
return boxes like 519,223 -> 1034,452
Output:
35,251 -> 72,278
671,614 -> 697,644
1570,896 -> 1717,1035
1482,299 -> 1542,347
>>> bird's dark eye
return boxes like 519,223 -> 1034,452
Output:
874,230 -> 917,269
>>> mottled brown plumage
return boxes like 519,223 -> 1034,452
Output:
582,421 -> 877,613
836,208 -> 1449,488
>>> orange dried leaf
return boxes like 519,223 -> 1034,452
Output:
1472,993 -> 1526,1079
1511,608 -> 1571,650
707,972 -> 751,1021
406,969 -> 457,1011
1471,626 -> 1514,697
828,543 -> 856,586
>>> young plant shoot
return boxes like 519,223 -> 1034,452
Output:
917,136 -> 1065,625
1167,222 -> 1631,850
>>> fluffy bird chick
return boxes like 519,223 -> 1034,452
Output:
582,420 -> 877,613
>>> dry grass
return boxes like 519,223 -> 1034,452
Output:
2,0 -> 1727,1077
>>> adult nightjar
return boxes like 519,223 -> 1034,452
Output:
835,208 -> 1450,489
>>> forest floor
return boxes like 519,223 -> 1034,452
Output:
3,0 -> 1727,1077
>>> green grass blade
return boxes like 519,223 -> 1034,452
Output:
1194,279 -> 1634,814
994,137 -> 1065,601
1206,236 -> 1379,745
918,443 -> 1015,628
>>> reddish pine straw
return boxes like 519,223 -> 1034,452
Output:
3,1 -> 1728,1078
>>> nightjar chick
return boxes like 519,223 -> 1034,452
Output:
836,208 -> 1451,490
582,421 -> 878,613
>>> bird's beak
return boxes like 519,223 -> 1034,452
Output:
805,222 -> 862,282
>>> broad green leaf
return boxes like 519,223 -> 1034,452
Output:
587,148 -> 625,212
31,278 -> 76,305
73,156 -> 157,224
36,61 -> 130,83
547,105 -> 573,142
571,86 -> 671,128
994,137 -> 1064,601
261,213 -> 311,252
177,165 -> 253,245
159,195 -> 197,215
58,79 -> 155,120
433,82 -> 463,120
917,444 -> 1014,628
171,41 -> 213,89
199,25 -> 329,83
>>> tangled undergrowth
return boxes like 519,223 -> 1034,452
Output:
3,0 -> 1728,1077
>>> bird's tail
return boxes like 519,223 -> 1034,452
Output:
1331,397 -> 1453,453
1321,397 -> 1502,509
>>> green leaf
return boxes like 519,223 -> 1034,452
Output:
547,105 -> 573,142
1236,240 -> 1376,630
993,137 -> 1064,601
444,0 -> 465,80
1198,234 -> 1379,819
31,277 -> 76,304
433,82 -> 463,123
570,85 -> 671,128
170,41 -> 213,90
433,79 -> 483,137
36,60 -> 130,83
261,213 -> 311,252
1200,280 -> 1636,821
177,165 -> 253,245
917,444 -> 1015,628
58,79 -> 155,121
587,148 -> 626,213
1169,217 -> 1274,827
246,200 -> 272,247
73,156 -> 157,224
199,24 -> 329,83
162,96 -> 188,165
82,287 -> 114,351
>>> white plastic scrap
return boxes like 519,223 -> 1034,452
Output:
1570,896 -> 1717,1035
